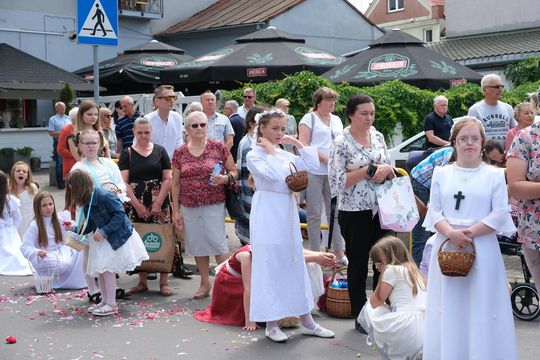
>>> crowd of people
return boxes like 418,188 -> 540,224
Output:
1,73 -> 539,359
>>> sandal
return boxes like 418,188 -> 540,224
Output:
193,286 -> 211,299
87,292 -> 102,304
125,284 -> 148,296
115,288 -> 131,299
159,284 -> 173,297
92,304 -> 118,316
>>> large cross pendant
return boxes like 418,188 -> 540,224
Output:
454,191 -> 465,210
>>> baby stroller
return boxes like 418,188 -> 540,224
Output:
498,233 -> 540,321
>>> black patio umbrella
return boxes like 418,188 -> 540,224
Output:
74,40 -> 194,94
322,29 -> 482,90
160,27 -> 345,91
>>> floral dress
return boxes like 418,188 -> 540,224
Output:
118,144 -> 171,224
507,122 -> 540,251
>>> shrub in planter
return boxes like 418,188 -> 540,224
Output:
0,147 -> 16,173
14,146 -> 33,164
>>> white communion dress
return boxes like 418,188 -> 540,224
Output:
247,145 -> 320,321
422,163 -> 518,360
358,265 -> 426,360
0,195 -> 32,275
20,211 -> 86,289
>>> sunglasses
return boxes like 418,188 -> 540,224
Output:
486,85 -> 504,89
191,122 -> 207,129
243,95 -> 253,99
157,95 -> 177,101
103,114 -> 112,118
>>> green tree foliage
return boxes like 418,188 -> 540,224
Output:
504,56 -> 540,87
59,83 -> 74,111
221,71 -> 536,141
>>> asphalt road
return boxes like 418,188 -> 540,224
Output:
0,170 -> 537,359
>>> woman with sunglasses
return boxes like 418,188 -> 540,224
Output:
171,111 -> 238,299
99,107 -> 118,159
118,117 -> 174,297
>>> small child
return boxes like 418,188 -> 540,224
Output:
65,170 -> 148,316
9,161 -> 39,238
357,236 -> 427,360
20,191 -> 87,289
0,170 -> 32,275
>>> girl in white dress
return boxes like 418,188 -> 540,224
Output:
9,161 -> 39,238
65,170 -> 148,316
71,129 -> 129,303
247,109 -> 334,342
0,171 -> 32,275
358,236 -> 426,360
20,191 -> 86,289
423,117 -> 518,359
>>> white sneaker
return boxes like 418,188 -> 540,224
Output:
299,324 -> 335,338
265,327 -> 288,342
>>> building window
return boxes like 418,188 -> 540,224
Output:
388,0 -> 404,12
424,29 -> 433,42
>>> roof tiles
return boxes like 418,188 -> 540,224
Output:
428,28 -> 540,62
160,0 -> 305,34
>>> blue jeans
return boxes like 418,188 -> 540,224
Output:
53,138 -> 63,187
411,177 -> 431,265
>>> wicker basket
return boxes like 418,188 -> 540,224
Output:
438,238 -> 476,277
33,254 -> 58,294
285,163 -> 308,192
326,267 -> 352,318
64,230 -> 88,251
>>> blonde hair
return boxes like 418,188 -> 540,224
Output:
98,107 -> 112,129
370,236 -> 426,296
448,116 -> 490,164
9,161 -> 38,198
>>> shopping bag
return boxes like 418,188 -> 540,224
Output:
373,176 -> 420,232
133,223 -> 175,273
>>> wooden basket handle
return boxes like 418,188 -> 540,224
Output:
438,238 -> 476,255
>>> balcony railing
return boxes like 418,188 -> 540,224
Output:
119,0 -> 162,19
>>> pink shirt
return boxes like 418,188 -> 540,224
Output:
172,138 -> 230,207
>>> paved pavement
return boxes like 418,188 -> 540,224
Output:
0,170 -> 537,359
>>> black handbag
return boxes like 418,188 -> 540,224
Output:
225,173 -> 245,221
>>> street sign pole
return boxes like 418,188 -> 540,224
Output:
93,45 -> 99,103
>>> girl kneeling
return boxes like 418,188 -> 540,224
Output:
21,192 -> 87,290
358,236 -> 427,360
65,170 -> 148,316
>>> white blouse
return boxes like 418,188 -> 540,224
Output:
328,127 -> 390,212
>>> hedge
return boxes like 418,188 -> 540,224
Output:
221,71 -> 538,142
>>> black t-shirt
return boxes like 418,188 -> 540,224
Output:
423,111 -> 453,148
118,144 -> 171,182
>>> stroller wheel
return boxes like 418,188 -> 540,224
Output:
511,283 -> 540,321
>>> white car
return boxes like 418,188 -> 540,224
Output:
388,132 -> 428,170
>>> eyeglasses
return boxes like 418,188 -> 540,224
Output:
456,136 -> 482,145
157,95 -> 177,101
191,123 -> 207,129
81,141 -> 99,146
103,114 -> 112,118
243,95 -> 253,99
485,84 -> 504,89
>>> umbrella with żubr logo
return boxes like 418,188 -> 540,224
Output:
322,29 -> 482,90
160,27 -> 345,87
74,39 -> 193,94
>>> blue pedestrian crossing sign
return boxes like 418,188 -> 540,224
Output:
77,0 -> 118,46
